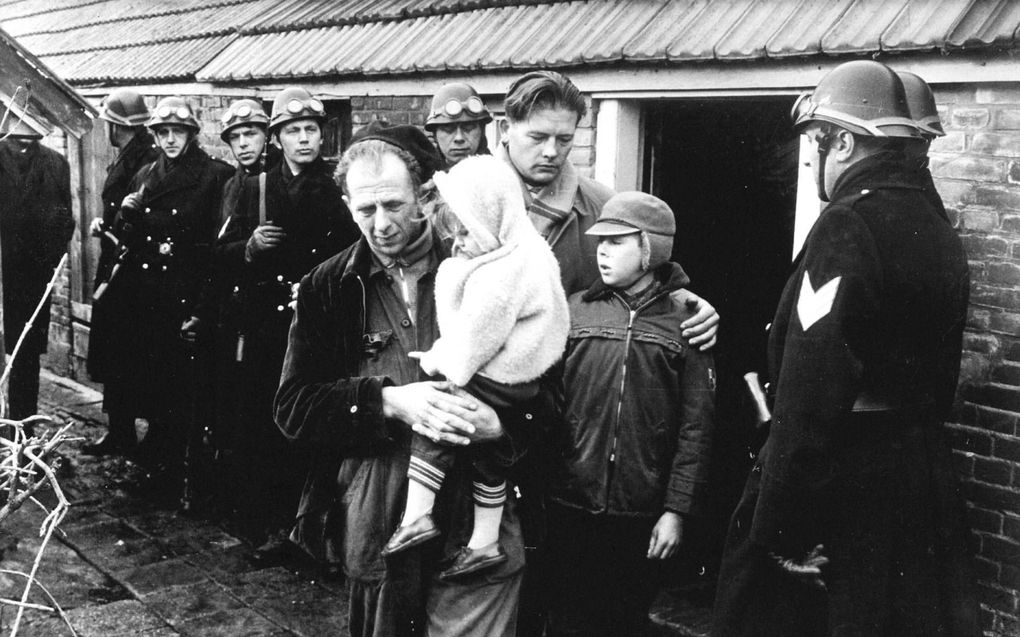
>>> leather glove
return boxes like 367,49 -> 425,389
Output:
245,224 -> 287,263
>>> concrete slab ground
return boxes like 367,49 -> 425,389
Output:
0,370 -> 712,636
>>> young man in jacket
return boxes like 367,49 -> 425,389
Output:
713,60 -> 977,637
497,69 -> 720,635
216,87 -> 358,548
547,191 -> 715,636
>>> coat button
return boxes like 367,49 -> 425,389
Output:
161,265 -> 167,271
401,318 -> 411,328
141,263 -> 149,269
144,207 -> 151,213
277,275 -> 284,282
524,413 -> 533,420
171,208 -> 178,215
350,405 -> 358,414
861,189 -> 870,195
277,305 -> 286,312
311,248 -> 317,254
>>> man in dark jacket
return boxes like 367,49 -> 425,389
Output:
218,98 -> 271,223
215,87 -> 358,547
498,70 -> 720,636
713,60 -> 977,637
0,123 -> 74,422
84,87 -> 158,455
88,96 -> 231,489
274,124 -> 547,636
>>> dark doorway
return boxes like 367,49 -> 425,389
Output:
643,98 -> 799,587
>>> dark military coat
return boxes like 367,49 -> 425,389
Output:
714,152 -> 978,636
94,130 -> 159,281
87,130 -> 158,378
88,141 -> 231,414
214,156 -> 357,445
0,139 -> 75,355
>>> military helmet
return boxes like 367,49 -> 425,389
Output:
99,88 -> 150,127
220,98 -> 269,141
791,60 -> 920,139
897,71 -> 945,139
146,96 -> 200,132
268,87 -> 325,133
425,83 -> 492,132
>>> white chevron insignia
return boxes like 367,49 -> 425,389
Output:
797,272 -> 841,331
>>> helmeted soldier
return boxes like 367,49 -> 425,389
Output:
215,86 -> 358,548
714,60 -> 978,636
218,98 -> 272,222
425,82 -> 493,167
84,87 -> 159,455
86,96 -> 232,486
0,111 -> 74,423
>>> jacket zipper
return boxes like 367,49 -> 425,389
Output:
605,304 -> 637,509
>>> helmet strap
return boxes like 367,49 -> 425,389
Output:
815,133 -> 833,203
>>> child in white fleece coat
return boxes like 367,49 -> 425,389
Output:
381,154 -> 569,580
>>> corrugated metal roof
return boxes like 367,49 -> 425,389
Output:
766,0 -> 855,58
41,35 -> 234,83
882,0 -> 972,51
14,2 -> 274,55
947,0 -> 1020,48
3,0 -> 1020,85
821,0 -> 911,54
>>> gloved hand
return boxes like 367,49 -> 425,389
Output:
180,316 -> 205,344
245,224 -> 287,263
769,543 -> 828,591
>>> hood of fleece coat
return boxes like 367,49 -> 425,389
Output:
432,154 -> 533,252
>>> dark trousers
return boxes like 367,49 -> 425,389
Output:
545,502 -> 662,637
8,350 -> 40,420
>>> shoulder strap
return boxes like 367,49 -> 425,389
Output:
258,171 -> 268,225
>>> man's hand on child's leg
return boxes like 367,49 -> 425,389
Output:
647,511 -> 684,560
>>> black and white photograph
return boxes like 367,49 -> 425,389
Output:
0,1 -> 1014,635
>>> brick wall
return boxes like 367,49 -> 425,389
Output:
931,84 -> 1020,637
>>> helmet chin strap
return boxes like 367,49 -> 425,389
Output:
815,133 -> 833,203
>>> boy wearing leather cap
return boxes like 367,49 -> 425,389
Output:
546,191 -> 716,637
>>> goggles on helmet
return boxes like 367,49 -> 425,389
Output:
221,104 -> 254,125
286,98 -> 324,115
158,105 -> 193,120
433,96 -> 485,119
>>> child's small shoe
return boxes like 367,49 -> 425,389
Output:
438,542 -> 508,580
381,513 -> 440,557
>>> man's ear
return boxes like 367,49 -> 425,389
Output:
831,129 -> 855,161
342,194 -> 350,208
499,119 -> 510,137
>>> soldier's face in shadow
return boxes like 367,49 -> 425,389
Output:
154,124 -> 192,159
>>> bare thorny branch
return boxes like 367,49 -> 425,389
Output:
0,255 -> 80,636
